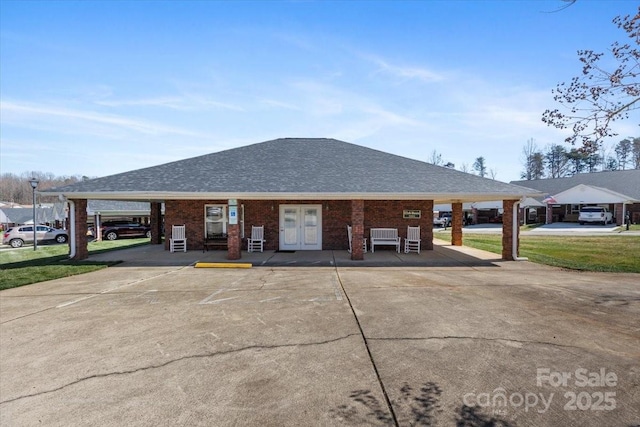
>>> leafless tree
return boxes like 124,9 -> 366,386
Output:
473,157 -> 487,177
542,8 -> 640,152
428,150 -> 443,166
0,172 -> 85,205
520,138 -> 545,180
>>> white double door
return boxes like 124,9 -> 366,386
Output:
279,205 -> 322,250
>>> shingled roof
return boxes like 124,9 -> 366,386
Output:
44,138 -> 539,202
511,169 -> 640,201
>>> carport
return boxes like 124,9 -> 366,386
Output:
543,184 -> 638,225
42,138 -> 541,262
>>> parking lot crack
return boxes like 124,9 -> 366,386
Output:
369,335 -> 583,350
335,268 -> 400,427
0,333 -> 360,405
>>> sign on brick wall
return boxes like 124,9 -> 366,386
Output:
403,210 -> 421,219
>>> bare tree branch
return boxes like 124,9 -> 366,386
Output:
542,8 -> 640,150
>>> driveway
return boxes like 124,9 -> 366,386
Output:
1,250 -> 639,426
438,223 -> 629,235
525,223 -> 622,235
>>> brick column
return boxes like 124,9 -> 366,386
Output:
424,200 -> 434,250
72,199 -> 88,260
351,200 -> 364,260
227,201 -> 242,260
614,203 -> 623,225
546,203 -> 553,224
451,202 -> 463,246
150,202 -> 163,244
502,200 -> 519,260
227,223 -> 241,260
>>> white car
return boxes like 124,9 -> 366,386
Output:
578,206 -> 613,225
2,225 -> 69,248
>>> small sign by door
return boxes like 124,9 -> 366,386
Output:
403,210 -> 421,219
229,206 -> 238,225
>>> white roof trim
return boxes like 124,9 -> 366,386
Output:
45,190 -> 542,203
549,184 -> 638,204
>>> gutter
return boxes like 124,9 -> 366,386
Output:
68,199 -> 76,259
41,190 -> 544,202
513,199 -> 528,261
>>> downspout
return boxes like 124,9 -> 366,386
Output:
513,200 -> 528,261
68,199 -> 76,259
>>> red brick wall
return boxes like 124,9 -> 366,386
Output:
364,200 -> 433,250
242,200 -> 353,251
629,202 -> 640,224
614,203 -> 624,225
164,199 -> 435,251
164,200 -> 228,251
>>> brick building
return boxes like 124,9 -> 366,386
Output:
44,138 -> 539,261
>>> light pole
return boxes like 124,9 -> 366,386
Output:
29,178 -> 39,251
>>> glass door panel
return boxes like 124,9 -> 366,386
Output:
283,208 -> 298,245
303,208 -> 318,245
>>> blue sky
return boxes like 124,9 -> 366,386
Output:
1,0 -> 638,182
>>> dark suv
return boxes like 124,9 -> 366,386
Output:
99,221 -> 151,241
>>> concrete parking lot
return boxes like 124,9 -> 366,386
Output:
1,245 -> 639,426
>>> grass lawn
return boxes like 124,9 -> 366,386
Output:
0,239 -> 150,290
434,232 -> 640,273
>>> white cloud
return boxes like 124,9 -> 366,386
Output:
95,97 -> 189,110
0,100 -> 210,138
258,98 -> 302,111
95,95 -> 244,112
362,54 -> 445,83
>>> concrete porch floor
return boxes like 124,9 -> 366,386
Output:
87,239 -> 502,268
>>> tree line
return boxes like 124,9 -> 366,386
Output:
0,172 -> 90,206
520,137 -> 640,180
428,150 -> 499,180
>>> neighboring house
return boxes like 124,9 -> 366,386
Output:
435,199 -> 544,225
0,206 -> 64,229
511,170 -> 640,225
43,138 -> 540,260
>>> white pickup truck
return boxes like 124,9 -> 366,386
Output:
433,212 -> 452,227
578,206 -> 613,225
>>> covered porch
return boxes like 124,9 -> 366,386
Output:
65,196 -> 525,262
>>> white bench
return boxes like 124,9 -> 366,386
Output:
370,228 -> 400,253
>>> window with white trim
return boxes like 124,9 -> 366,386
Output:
204,204 -> 245,239
204,205 -> 227,239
